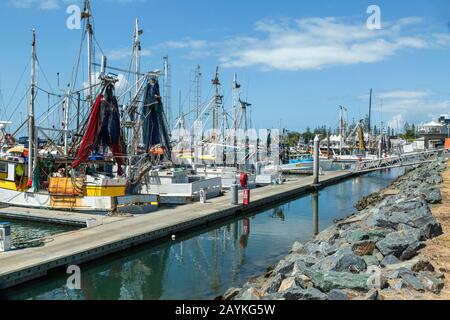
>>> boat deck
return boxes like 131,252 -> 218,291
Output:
0,170 -> 357,290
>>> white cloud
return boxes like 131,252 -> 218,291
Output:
359,90 -> 450,124
160,38 -> 208,50
387,114 -> 404,131
8,0 -> 145,10
107,48 -> 152,61
9,0 -> 60,10
220,17 -> 438,71
160,16 -> 450,71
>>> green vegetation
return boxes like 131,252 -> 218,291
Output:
287,126 -> 333,147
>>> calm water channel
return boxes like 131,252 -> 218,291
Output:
2,168 -> 404,300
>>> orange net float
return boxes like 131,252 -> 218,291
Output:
149,146 -> 166,155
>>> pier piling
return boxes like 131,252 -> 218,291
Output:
313,135 -> 320,186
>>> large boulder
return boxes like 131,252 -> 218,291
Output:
365,197 -> 442,239
400,273 -> 426,292
352,241 -> 376,256
327,289 -> 349,301
236,287 -> 263,300
349,229 -> 390,244
418,271 -> 445,294
376,229 -> 422,259
223,288 -> 241,300
315,225 -> 340,242
261,274 -> 284,294
278,277 -> 303,292
312,271 -> 371,292
282,288 -> 328,300
381,255 -> 401,267
416,187 -> 442,204
289,242 -> 305,255
316,250 -> 367,273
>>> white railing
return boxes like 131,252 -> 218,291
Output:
350,149 -> 447,173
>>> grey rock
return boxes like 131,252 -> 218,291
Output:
352,241 -> 376,256
376,229 -> 422,259
425,175 -> 443,186
289,242 -> 305,255
401,273 -> 426,292
282,288 -> 328,301
366,198 -> 441,237
418,271 -> 445,294
381,255 -> 401,267
296,255 -> 319,268
315,225 -> 340,242
421,222 -> 443,240
391,279 -> 407,290
387,268 -> 414,280
312,271 -> 371,292
400,242 -> 426,260
363,255 -> 380,267
344,229 -> 389,244
292,260 -> 316,279
236,287 -> 262,300
361,289 -> 379,301
303,241 -> 334,258
273,259 -> 295,276
223,288 -> 241,300
261,293 -> 285,301
385,259 -> 435,273
419,187 -> 442,204
316,251 -> 367,273
374,249 -> 384,262
328,289 -> 348,301
261,274 -> 284,294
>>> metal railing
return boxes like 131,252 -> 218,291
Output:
350,149 -> 447,173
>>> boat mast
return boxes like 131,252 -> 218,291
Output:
339,105 -> 347,155
232,74 -> 240,166
368,88 -> 373,149
28,29 -> 37,184
83,0 -> 93,107
163,56 -> 171,130
63,85 -> 71,156
195,65 -> 201,119
212,66 -> 222,166
134,18 -> 142,96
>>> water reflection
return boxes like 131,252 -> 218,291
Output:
3,169 -> 405,300
313,192 -> 319,236
271,208 -> 286,221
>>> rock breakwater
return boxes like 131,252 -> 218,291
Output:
221,161 -> 448,301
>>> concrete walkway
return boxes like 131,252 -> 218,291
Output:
0,207 -> 128,227
0,170 -> 355,290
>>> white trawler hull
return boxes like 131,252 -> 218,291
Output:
0,188 -> 159,215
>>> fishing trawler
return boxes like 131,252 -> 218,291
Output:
0,2 -> 159,214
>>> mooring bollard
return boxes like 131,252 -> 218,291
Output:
231,183 -> 239,205
313,135 -> 320,186
0,222 -> 11,252
200,188 -> 207,204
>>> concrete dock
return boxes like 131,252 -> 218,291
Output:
0,170 -> 357,290
0,207 -> 128,227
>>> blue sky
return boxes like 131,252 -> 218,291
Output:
1,0 -> 450,134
